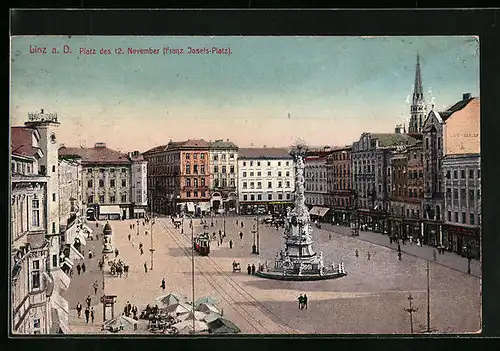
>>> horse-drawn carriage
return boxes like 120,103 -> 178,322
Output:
194,233 -> 210,256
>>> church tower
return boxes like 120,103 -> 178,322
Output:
409,54 -> 426,134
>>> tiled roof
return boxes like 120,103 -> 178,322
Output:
208,140 -> 239,149
238,147 -> 292,159
439,97 -> 477,121
59,146 -> 131,165
143,144 -> 168,155
371,133 -> 419,148
11,127 -> 41,158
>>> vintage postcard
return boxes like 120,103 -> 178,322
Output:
9,35 -> 480,335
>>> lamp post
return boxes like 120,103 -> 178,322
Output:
190,218 -> 195,333
404,294 -> 418,334
251,226 -> 257,254
149,218 -> 155,270
254,214 -> 260,254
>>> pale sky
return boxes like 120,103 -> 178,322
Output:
10,36 -> 479,153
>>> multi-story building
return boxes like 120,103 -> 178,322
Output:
304,155 -> 328,206
129,151 -> 148,218
144,140 -> 210,216
325,146 -> 353,225
59,143 -> 148,220
442,94 -> 481,259
208,139 -> 238,213
421,105 -> 446,245
11,111 -> 71,334
388,143 -> 423,240
238,148 -> 294,215
58,155 -> 83,233
352,128 -> 419,234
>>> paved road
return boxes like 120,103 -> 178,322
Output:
65,215 -> 481,335
317,222 -> 481,278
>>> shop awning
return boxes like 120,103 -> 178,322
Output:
134,208 -> 146,214
186,202 -> 195,212
69,244 -> 84,261
64,223 -> 78,243
43,271 -> 54,297
99,205 -> 121,215
61,257 -> 74,269
309,206 -> 330,217
54,268 -> 71,291
75,231 -> 87,246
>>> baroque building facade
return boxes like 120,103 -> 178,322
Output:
237,148 -> 294,215
208,139 -> 238,213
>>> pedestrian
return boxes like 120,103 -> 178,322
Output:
247,264 -> 251,275
144,262 -> 148,273
93,280 -> 99,295
76,302 -> 82,318
367,252 -> 371,261
90,307 -> 95,324
219,229 -> 222,236
398,251 -> 402,261
128,233 -> 131,241
123,305 -> 128,316
397,243 -> 401,253
69,268 -> 74,277
127,301 -> 132,316
355,249 -> 359,258
77,263 -> 81,275
229,240 -> 233,249
251,263 -> 256,275
145,230 -> 148,236
328,233 -> 331,240
241,222 -> 244,228
82,249 -> 85,257
220,237 -> 223,245
140,247 -> 144,255
239,231 -> 243,239
88,250 -> 93,259
84,307 -> 90,324
236,220 -> 238,225
433,249 -> 437,261
303,294 -> 308,309
390,236 -> 393,244
160,278 -> 166,291
81,262 -> 86,273
115,248 -> 119,258
217,240 -> 220,247
85,295 -> 91,308
139,243 -> 143,250
298,294 -> 303,309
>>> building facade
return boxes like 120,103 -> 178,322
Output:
352,129 -> 418,234
59,143 -> 148,220
421,107 -> 445,246
325,146 -> 353,225
208,140 -> 238,213
304,156 -> 328,207
144,140 -> 210,216
238,148 -> 294,215
58,156 -> 83,234
442,95 -> 481,259
129,151 -> 148,218
11,112 -> 71,334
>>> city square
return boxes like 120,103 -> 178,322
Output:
64,214 -> 481,334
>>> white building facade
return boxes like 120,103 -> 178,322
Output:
130,151 -> 148,218
237,148 -> 294,215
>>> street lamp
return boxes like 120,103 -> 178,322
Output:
404,294 -> 418,334
149,217 -> 156,270
254,214 -> 260,254
251,225 -> 257,255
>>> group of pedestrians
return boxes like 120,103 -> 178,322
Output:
298,294 -> 308,310
76,295 -> 95,324
123,301 -> 139,320
247,263 -> 256,275
76,262 -> 87,275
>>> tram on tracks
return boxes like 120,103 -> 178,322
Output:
194,232 -> 210,256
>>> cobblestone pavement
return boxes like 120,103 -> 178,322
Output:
67,216 -> 481,335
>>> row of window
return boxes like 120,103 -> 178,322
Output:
11,161 -> 33,175
212,153 -> 235,161
305,171 -> 326,179
242,193 -> 291,201
445,169 -> 481,180
214,178 -> 235,188
215,165 -> 233,174
445,188 -> 481,204
87,194 -> 127,204
185,152 -> 207,160
185,190 -> 207,198
87,167 -> 128,174
243,170 -> 290,177
242,180 -> 291,189
185,178 -> 206,187
327,152 -> 350,161
241,160 -> 290,167
447,211 -> 480,226
185,164 -> 205,175
88,179 -> 127,188
392,188 -> 424,199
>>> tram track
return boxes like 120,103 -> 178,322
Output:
157,218 -> 298,334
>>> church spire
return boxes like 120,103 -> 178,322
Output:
413,54 -> 424,103
409,54 -> 426,134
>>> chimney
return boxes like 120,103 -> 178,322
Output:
94,142 -> 106,148
463,93 -> 471,101
395,125 -> 401,134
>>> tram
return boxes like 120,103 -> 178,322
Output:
194,232 -> 210,256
